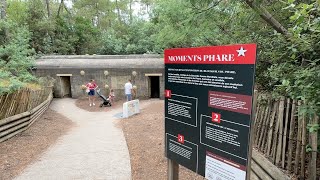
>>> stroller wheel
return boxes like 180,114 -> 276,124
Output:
100,104 -> 103,107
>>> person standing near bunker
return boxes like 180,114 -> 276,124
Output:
86,79 -> 98,106
124,79 -> 133,101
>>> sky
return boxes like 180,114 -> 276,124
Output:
64,0 -> 150,19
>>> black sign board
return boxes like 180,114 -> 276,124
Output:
164,44 -> 257,180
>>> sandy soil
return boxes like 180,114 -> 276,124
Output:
119,100 -> 204,180
0,109 -> 74,180
75,97 -> 125,112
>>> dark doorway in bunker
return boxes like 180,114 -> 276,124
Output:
60,76 -> 72,98
149,76 -> 160,98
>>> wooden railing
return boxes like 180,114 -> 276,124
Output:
0,87 -> 53,143
253,94 -> 319,179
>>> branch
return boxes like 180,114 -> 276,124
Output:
244,0 -> 290,37
190,0 -> 222,14
63,3 -> 71,15
57,0 -> 64,17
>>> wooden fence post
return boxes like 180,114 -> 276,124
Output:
309,115 -> 318,180
287,99 -> 297,171
266,100 -> 278,156
294,101 -> 302,174
281,98 -> 291,168
300,110 -> 307,178
275,97 -> 285,165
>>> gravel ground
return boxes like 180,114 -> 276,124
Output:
119,100 -> 204,180
75,97 -> 125,112
0,109 -> 74,180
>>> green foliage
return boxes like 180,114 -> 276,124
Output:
51,17 -> 77,54
0,23 -> 35,94
98,29 -> 126,55
266,0 -> 320,117
73,17 -> 100,54
308,123 -> 320,133
26,0 -> 53,54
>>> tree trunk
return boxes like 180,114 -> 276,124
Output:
244,0 -> 289,37
1,0 -> 8,41
57,0 -> 64,17
115,0 -> 122,23
129,0 -> 132,23
45,0 -> 50,18
1,0 -> 6,20
95,2 -> 99,27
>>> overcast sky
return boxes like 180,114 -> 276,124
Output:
64,0 -> 149,19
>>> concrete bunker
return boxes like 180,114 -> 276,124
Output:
34,55 -> 165,100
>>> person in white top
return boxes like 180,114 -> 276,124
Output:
124,79 -> 133,101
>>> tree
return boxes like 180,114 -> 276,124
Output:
0,24 -> 35,94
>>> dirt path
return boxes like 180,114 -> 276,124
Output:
15,98 -> 131,180
0,109 -> 74,180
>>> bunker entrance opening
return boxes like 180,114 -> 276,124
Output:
149,76 -> 160,98
60,76 -> 72,98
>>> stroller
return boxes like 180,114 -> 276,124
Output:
96,89 -> 112,107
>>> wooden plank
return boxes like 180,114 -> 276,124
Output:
27,90 -> 33,111
0,126 -> 28,143
252,150 -> 290,180
7,90 -> 20,117
16,89 -> 27,114
251,160 -> 273,180
30,102 -> 49,119
30,98 -> 50,114
0,121 -> 29,138
266,100 -> 279,156
253,104 -> 261,142
275,97 -> 285,165
29,102 -> 49,127
25,89 -> 31,112
294,101 -> 302,174
14,90 -> 22,115
287,99 -> 297,172
0,94 -> 13,119
254,105 -> 266,146
14,90 -> 23,114
256,106 -> 266,147
281,98 -> 291,168
250,170 -> 260,180
0,111 -> 30,126
255,103 -> 261,122
261,99 -> 272,152
258,99 -> 271,149
300,109 -> 307,178
0,116 -> 30,132
33,90 -> 41,109
3,93 -> 13,119
0,95 -> 5,111
272,100 -> 281,163
309,115 -> 318,180
4,93 -> 16,118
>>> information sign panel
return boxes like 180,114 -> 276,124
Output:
164,44 -> 256,179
